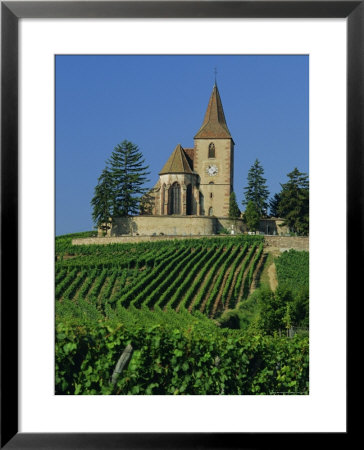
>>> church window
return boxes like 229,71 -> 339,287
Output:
209,181 -> 214,185
186,184 -> 192,215
199,192 -> 205,216
208,142 -> 215,158
169,182 -> 181,215
210,193 -> 213,199
208,207 -> 214,216
161,184 -> 166,215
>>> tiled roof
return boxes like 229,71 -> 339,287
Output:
183,148 -> 194,170
159,144 -> 194,175
194,83 -> 232,139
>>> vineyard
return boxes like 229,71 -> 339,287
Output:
275,249 -> 309,295
55,233 -> 309,395
55,235 -> 265,319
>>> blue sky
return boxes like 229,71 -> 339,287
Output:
56,55 -> 308,236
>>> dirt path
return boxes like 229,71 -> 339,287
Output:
268,262 -> 278,291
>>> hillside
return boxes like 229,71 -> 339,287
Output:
56,234 -> 265,318
55,233 -> 309,395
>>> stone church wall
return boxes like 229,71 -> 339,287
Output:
100,216 -> 290,237
110,215 -> 216,237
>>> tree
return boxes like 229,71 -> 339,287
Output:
91,168 -> 114,233
140,190 -> 155,215
269,193 -> 281,217
242,159 -> 270,216
107,140 -> 150,217
278,168 -> 309,235
229,192 -> 240,219
243,201 -> 260,232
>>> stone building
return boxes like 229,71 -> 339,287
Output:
149,82 -> 234,218
108,83 -> 290,237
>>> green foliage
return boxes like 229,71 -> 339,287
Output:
269,192 -> 281,217
56,315 -> 309,395
108,140 -> 150,217
243,201 -> 260,231
91,141 -> 151,228
55,234 -> 308,395
230,243 -> 256,307
277,168 -> 309,235
229,192 -> 240,219
257,286 -> 293,333
218,310 -> 240,329
243,243 -> 264,298
241,285 -> 308,335
275,250 -> 309,328
55,231 -> 96,255
275,250 -> 309,295
90,168 -> 114,230
217,227 -> 230,235
139,191 -> 155,215
242,159 -> 270,215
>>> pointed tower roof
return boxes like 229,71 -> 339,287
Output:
194,83 -> 233,140
159,144 -> 193,175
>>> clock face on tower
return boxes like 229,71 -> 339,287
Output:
206,164 -> 218,176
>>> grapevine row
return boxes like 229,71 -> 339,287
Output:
138,246 -> 205,309
191,243 -> 235,312
205,244 -> 243,316
116,246 -> 193,308
167,244 -> 219,311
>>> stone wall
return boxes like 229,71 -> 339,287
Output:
216,218 -> 246,234
72,234 -> 309,250
110,215 -> 215,237
97,216 -> 291,238
73,234 -> 226,246
259,218 -> 290,235
264,236 -> 309,252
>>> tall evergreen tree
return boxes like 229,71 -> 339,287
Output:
107,140 -> 150,217
242,159 -> 269,216
278,168 -> 309,235
229,192 -> 240,219
91,168 -> 114,232
243,201 -> 260,232
269,193 -> 281,217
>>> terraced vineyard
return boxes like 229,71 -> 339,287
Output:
55,233 -> 309,395
55,235 -> 265,319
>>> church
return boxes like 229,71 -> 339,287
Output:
110,82 -> 240,237
149,82 -> 235,218
108,82 -> 287,237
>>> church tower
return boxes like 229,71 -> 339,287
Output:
193,83 -> 234,217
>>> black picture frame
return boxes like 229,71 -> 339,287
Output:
1,1 -> 356,448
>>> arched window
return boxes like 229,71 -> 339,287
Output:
208,142 -> 215,158
169,182 -> 181,215
161,184 -> 166,215
186,184 -> 192,215
199,192 -> 205,216
208,207 -> 214,216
